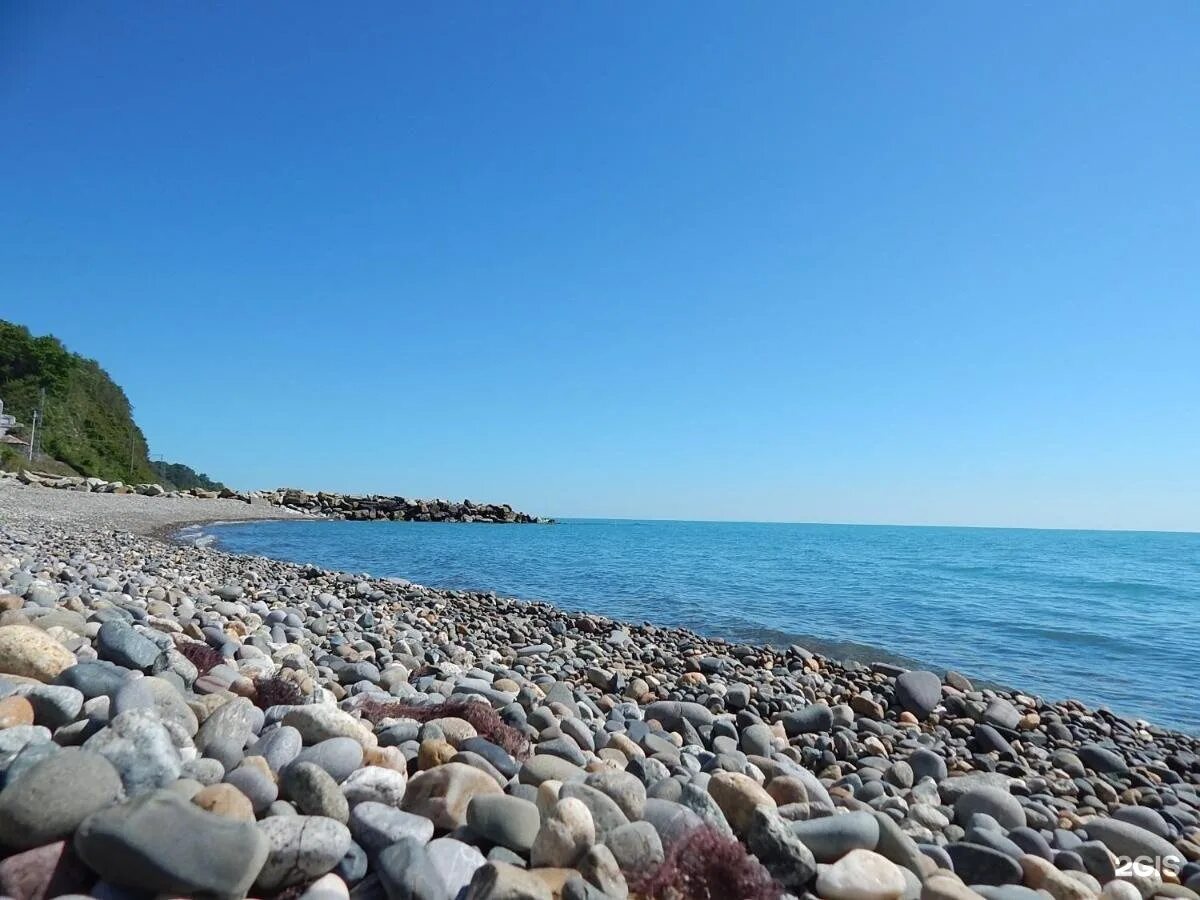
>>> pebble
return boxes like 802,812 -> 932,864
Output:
283,760 -> 351,823
73,789 -> 269,897
0,625 -> 76,682
467,794 -> 542,854
95,621 -> 166,674
792,811 -> 882,863
531,796 -> 595,868
707,770 -> 776,835
295,736 -> 365,782
894,670 -> 942,719
0,694 -> 34,728
342,764 -> 408,807
82,708 -> 182,796
192,782 -> 256,822
256,814 -> 353,892
816,849 -> 907,900
0,749 -> 123,849
403,761 -> 504,829
955,786 -> 1026,831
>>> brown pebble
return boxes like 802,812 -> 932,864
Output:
0,695 -> 35,729
192,783 -> 256,822
418,738 -> 456,770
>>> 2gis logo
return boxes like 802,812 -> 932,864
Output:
1114,855 -> 1184,878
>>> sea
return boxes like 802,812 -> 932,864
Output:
203,518 -> 1200,733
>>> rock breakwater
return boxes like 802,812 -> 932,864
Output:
1,469 -> 546,523
0,518 -> 1198,900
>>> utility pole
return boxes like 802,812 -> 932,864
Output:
27,409 -> 38,464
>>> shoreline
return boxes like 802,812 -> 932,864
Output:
197,517 -> 1007,697
1,481 -> 1199,899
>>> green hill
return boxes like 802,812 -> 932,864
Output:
149,460 -> 225,492
0,320 -> 220,488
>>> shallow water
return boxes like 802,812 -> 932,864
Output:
206,518 -> 1200,732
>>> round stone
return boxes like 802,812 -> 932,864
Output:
192,783 -> 256,822
256,815 -> 353,892
467,794 -> 541,854
74,789 -> 269,897
955,786 -> 1026,831
816,848 -> 907,900
0,749 -> 123,849
401,762 -> 503,830
707,770 -> 777,836
0,625 -> 76,682
282,761 -> 350,824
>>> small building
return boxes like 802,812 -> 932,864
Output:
0,398 -> 21,440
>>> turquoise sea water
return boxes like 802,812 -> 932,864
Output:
205,519 -> 1200,732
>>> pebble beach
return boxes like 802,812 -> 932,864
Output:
0,480 -> 1198,900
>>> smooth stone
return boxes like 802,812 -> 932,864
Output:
257,815 -> 353,892
377,836 -> 485,900
640,799 -> 703,853
981,699 -> 1021,731
531,797 -> 595,868
342,765 -> 408,808
909,750 -> 948,784
248,725 -> 304,772
83,708 -> 182,797
465,862 -> 553,900
14,684 -> 84,729
459,737 -> 519,780
945,842 -> 1024,886
467,794 -> 541,854
817,848 -> 907,900
283,705 -> 369,746
96,622 -> 166,674
73,789 -> 269,898
707,770 -> 776,835
53,661 -> 128,700
560,782 -> 630,837
955,787 -> 1026,831
1084,816 -> 1179,861
0,839 -> 95,900
606,820 -> 665,873
0,749 -> 123,849
225,763 -> 278,814
873,810 -> 927,875
336,840 -> 368,885
1078,745 -> 1129,775
746,807 -> 817,889
782,703 -> 833,735
283,760 -> 350,824
349,801 -> 435,858
1112,806 -> 1171,840
577,843 -> 627,898
294,737 -> 365,783
193,783 -> 256,822
303,872 -> 352,900
0,694 -> 34,728
791,811 -> 882,863
519,754 -> 586,786
195,697 -> 258,769
0,626 -> 76,682
130,676 -> 198,736
895,671 -> 942,719
583,770 -> 646,821
642,701 -> 715,731
402,762 -> 504,830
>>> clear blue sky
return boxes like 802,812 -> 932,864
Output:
3,3 -> 1198,530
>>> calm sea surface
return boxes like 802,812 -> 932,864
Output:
204,519 -> 1200,732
